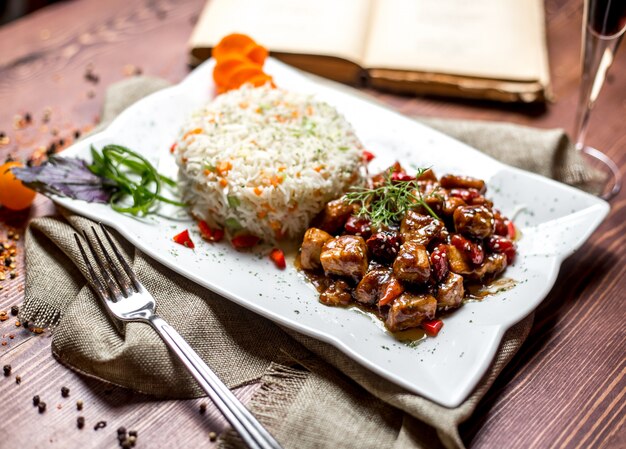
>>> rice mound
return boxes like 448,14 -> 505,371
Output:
175,84 -> 365,242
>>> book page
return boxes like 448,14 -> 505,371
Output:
190,0 -> 373,64
362,0 -> 547,81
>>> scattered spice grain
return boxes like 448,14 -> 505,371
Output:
15,375 -> 21,384
128,430 -> 137,438
33,395 -> 40,406
94,420 -> 107,430
209,431 -> 217,442
199,402 -> 207,414
61,386 -> 70,397
3,364 -> 11,376
38,401 -> 47,413
10,305 -> 18,316
76,400 -> 83,411
77,416 -> 85,429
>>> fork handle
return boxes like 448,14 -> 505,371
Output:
148,315 -> 283,449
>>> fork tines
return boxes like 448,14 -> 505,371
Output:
75,223 -> 140,302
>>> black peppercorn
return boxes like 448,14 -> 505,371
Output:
77,416 -> 85,429
33,395 -> 40,406
15,375 -> 21,384
10,305 -> 18,316
128,430 -> 137,437
61,386 -> 70,397
74,130 -> 81,139
76,400 -> 83,411
38,401 -> 47,413
199,402 -> 207,414
94,420 -> 107,430
24,113 -> 32,123
3,364 -> 11,376
209,431 -> 217,442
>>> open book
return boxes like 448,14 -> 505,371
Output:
189,0 -> 551,103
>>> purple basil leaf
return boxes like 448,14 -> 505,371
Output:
11,157 -> 116,204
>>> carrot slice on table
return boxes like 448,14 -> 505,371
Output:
212,33 -> 256,61
243,43 -> 269,65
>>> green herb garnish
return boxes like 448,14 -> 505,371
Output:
227,195 -> 240,208
88,144 -> 185,216
345,167 -> 440,227
225,217 -> 243,233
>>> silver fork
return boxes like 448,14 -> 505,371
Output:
74,223 -> 283,449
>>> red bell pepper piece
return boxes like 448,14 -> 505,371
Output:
391,172 -> 415,182
363,150 -> 376,162
231,234 -> 260,249
507,220 -> 517,240
170,142 -> 177,154
422,319 -> 443,337
198,220 -> 224,242
173,229 -> 194,249
269,248 -> 286,269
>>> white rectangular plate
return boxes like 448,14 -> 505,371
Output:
55,59 -> 608,407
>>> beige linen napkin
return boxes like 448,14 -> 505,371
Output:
20,76 -> 600,449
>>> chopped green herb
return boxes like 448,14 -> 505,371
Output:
225,217 -> 242,233
227,195 -> 240,208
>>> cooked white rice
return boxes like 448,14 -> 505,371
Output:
174,84 -> 365,242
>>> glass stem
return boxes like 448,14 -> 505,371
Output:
574,28 -> 624,149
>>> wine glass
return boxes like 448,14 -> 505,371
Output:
573,0 -> 625,200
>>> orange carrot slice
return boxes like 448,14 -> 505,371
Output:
213,55 -> 249,86
244,73 -> 275,88
212,33 -> 256,61
243,43 -> 269,65
226,63 -> 266,90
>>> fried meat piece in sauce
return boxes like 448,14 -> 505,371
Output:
386,293 -> 437,332
440,174 -> 486,194
436,272 -> 465,309
393,241 -> 430,284
353,267 -> 404,306
470,253 -> 508,280
447,245 -> 507,280
320,279 -> 352,306
453,206 -> 495,239
442,196 -> 466,216
400,210 -> 444,245
300,228 -> 333,270
320,235 -> 368,280
446,244 -> 472,275
313,197 -> 354,234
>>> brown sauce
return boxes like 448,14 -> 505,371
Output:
296,255 -> 427,343
465,277 -> 517,301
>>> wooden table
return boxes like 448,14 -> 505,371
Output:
0,1 -> 624,448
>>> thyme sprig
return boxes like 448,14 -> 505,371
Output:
345,167 -> 441,227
